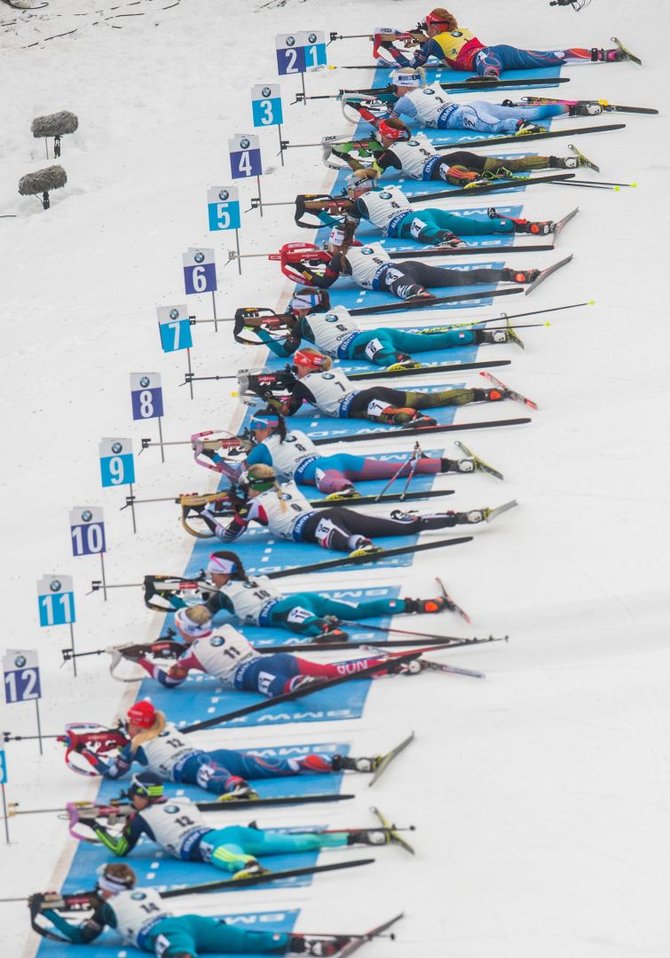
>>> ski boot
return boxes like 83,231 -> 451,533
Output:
289,935 -> 352,957
348,540 -> 384,558
440,456 -> 476,473
568,102 -> 602,117
515,121 -> 547,136
217,779 -> 259,802
591,46 -> 625,63
449,509 -> 487,524
501,267 -> 541,285
331,753 -> 382,773
346,829 -> 390,847
313,616 -> 350,644
394,282 -> 434,300
473,386 -> 509,402
385,353 -> 422,372
477,328 -> 509,345
378,406 -> 436,426
232,860 -> 269,880
435,230 -> 467,249
403,596 -> 449,614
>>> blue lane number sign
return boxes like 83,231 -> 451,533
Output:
251,84 -> 283,127
130,372 -> 164,421
275,31 -> 327,75
183,248 -> 217,295
157,304 -> 192,353
3,650 -> 41,704
99,438 -> 135,487
207,186 -> 241,232
37,574 -> 76,627
229,133 -> 262,180
0,750 -> 6,785
69,506 -> 106,557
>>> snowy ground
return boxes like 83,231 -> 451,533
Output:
1,0 -> 669,956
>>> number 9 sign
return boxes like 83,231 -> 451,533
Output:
99,438 -> 135,487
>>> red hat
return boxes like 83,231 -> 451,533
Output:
127,700 -> 157,729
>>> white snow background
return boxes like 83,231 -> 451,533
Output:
1,0 -> 669,955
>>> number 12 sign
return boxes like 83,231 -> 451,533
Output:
2,650 -> 41,704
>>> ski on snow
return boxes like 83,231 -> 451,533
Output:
370,806 -> 416,855
525,254 -> 573,295
332,913 -> 405,958
454,439 -> 504,480
435,575 -> 472,623
568,143 -> 600,173
480,370 -> 538,409
369,731 -> 415,786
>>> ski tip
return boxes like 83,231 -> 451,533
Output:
588,299 -> 596,305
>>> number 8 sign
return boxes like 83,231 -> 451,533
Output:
130,372 -> 164,420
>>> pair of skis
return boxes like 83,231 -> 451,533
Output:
518,94 -> 656,116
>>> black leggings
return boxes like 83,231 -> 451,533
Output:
439,150 -> 555,176
300,506 -> 460,552
378,261 -> 507,299
348,386 -> 477,419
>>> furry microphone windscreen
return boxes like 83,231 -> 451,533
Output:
31,111 -> 79,138
18,165 -> 68,196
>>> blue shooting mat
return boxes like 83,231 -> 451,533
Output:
37,907 -> 297,958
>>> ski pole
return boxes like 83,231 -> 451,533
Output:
374,447 -> 417,501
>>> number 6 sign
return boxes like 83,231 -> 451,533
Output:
183,248 -> 217,296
